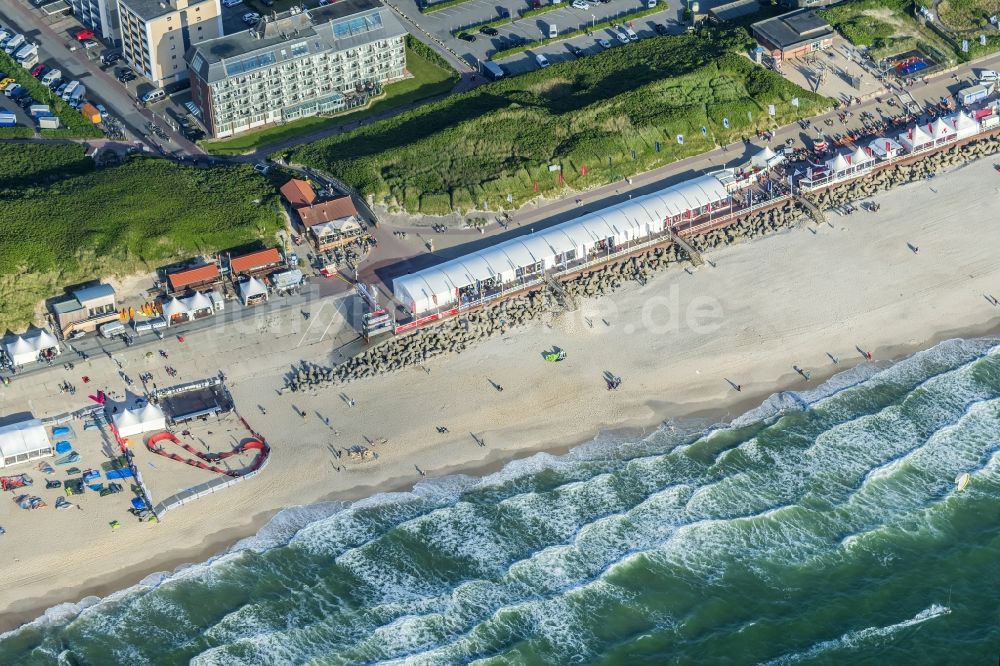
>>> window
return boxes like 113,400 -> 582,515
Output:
172,55 -> 176,59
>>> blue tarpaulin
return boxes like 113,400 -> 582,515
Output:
131,497 -> 148,510
105,468 -> 134,480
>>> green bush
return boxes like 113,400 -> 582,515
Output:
405,35 -> 453,73
288,29 -> 829,215
0,148 -> 282,329
0,143 -> 93,186
520,3 -> 563,19
837,16 -> 895,46
0,126 -> 34,139
422,0 -> 472,13
0,51 -> 102,139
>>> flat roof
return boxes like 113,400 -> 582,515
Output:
752,9 -> 832,50
120,0 -> 215,22
185,0 -> 406,84
73,283 -> 115,303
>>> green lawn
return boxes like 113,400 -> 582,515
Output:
202,45 -> 457,156
822,0 -> 957,64
284,29 -> 831,216
938,0 -> 1000,29
0,145 -> 282,330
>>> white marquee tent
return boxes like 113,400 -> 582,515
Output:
112,403 -> 166,438
393,174 -> 732,316
238,277 -> 268,305
899,124 -> 934,152
750,146 -> 783,169
951,111 -> 979,138
0,418 -> 53,468
868,136 -> 903,159
3,329 -> 61,366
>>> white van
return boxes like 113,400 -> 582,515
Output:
4,34 -> 25,54
624,27 -> 638,41
141,88 -> 166,103
979,69 -> 999,83
548,23 -> 557,39
99,320 -> 126,338
535,53 -> 550,68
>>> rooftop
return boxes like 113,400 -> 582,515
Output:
168,264 -> 220,291
230,248 -> 282,274
752,9 -> 832,50
185,0 -> 406,84
120,0 -> 214,22
280,179 -> 318,209
298,196 -> 360,227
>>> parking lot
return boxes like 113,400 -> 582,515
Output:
387,0 -> 691,74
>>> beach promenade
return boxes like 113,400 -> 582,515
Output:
2,150 -> 1000,631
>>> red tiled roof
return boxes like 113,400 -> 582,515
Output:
168,264 -> 219,291
230,248 -> 282,274
298,196 -> 359,228
279,179 -> 317,209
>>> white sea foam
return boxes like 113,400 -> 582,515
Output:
761,604 -> 951,665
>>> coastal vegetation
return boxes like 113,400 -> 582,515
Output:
202,40 -> 457,155
285,29 -> 829,215
0,144 -> 282,330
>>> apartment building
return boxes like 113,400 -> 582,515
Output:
68,0 -> 119,41
117,0 -> 223,87
185,0 -> 407,138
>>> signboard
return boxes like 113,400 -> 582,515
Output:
701,126 -> 707,136
981,34 -> 988,46
962,39 -> 969,53
791,97 -> 799,108
676,134 -> 684,145
548,164 -> 561,172
768,104 -> 775,116
722,117 -> 730,129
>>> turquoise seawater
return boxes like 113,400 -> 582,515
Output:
2,337 -> 1000,665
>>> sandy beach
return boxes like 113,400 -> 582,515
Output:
2,153 -> 1000,633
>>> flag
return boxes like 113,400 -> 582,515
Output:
580,165 -> 587,176
701,126 -> 707,136
432,294 -> 437,305
723,117 -> 730,129
747,111 -> 753,122
962,39 -> 969,52
981,34 -> 987,46
768,104 -> 775,116
908,127 -> 913,139
533,181 -> 538,193
676,134 -> 684,145
791,97 -> 799,107
558,172 -> 564,185
655,141 -> 660,152
886,140 -> 891,153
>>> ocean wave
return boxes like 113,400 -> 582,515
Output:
760,604 -> 952,665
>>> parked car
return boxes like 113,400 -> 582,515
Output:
598,38 -> 612,49
96,103 -> 108,119
571,0 -> 589,8
614,29 -> 629,44
498,7 -> 510,18
535,53 -> 549,68
82,39 -> 99,49
30,63 -> 45,77
624,26 -> 638,41
0,78 -> 14,90
458,32 -> 476,42
653,22 -> 668,36
74,29 -> 95,41
242,12 -> 260,24
568,44 -> 583,57
101,51 -> 122,66
222,0 -> 243,7
480,26 -> 498,36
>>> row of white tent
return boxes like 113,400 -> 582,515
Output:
393,174 -> 734,315
0,418 -> 52,469
823,112 -> 981,179
3,329 -> 60,366
112,403 -> 167,438
162,291 -> 223,321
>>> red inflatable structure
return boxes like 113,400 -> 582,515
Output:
146,431 -> 269,477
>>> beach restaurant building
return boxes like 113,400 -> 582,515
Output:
280,178 -> 318,210
393,174 -> 733,316
0,418 -> 53,468
52,283 -> 118,338
229,248 -> 284,279
298,196 -> 364,251
166,263 -> 221,295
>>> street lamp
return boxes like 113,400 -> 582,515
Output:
591,14 -> 595,29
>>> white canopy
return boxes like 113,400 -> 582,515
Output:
900,124 -> 933,150
868,136 -> 903,158
394,174 -> 732,315
0,418 -> 52,468
239,277 -> 268,303
851,145 -> 874,166
185,291 -> 214,312
162,297 -> 188,317
312,218 -> 362,238
929,117 -> 956,140
951,111 -> 979,138
113,403 -> 166,438
827,153 -> 850,174
750,146 -> 783,168
272,269 -> 304,289
3,329 -> 60,366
